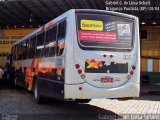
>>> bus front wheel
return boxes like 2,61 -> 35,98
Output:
33,80 -> 46,104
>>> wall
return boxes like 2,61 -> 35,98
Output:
141,26 -> 160,72
0,28 -> 35,67
141,26 -> 160,84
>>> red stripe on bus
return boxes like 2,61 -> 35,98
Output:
78,30 -> 117,43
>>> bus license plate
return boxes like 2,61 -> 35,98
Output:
101,78 -> 113,83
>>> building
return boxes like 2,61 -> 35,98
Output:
0,0 -> 159,84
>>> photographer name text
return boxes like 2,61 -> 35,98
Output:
105,1 -> 159,11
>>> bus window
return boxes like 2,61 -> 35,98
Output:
45,25 -> 57,57
22,40 -> 28,59
17,43 -> 23,60
76,14 -> 133,51
56,20 -> 66,56
28,36 -> 36,58
14,46 -> 17,60
36,32 -> 45,58
11,47 -> 15,61
11,47 -> 14,56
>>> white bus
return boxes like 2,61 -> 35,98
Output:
12,9 -> 140,104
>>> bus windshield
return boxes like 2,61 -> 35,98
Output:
76,13 -> 134,50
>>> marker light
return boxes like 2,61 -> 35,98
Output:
110,55 -> 113,58
103,54 -> 106,57
79,87 -> 82,91
130,71 -> 134,75
75,64 -> 80,69
132,66 -> 136,70
78,69 -> 82,74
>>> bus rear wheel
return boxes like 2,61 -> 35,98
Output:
33,80 -> 46,104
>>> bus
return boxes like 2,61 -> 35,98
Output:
11,9 -> 140,104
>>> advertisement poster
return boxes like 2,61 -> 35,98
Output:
78,30 -> 117,42
77,15 -> 133,48
117,24 -> 131,36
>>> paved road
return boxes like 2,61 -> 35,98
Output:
0,81 -> 160,120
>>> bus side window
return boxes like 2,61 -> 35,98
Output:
22,41 -> 27,59
11,47 -> 15,61
16,45 -> 18,60
17,44 -> 19,60
45,25 -> 57,57
36,32 -> 45,58
56,20 -> 66,56
28,36 -> 36,58
20,43 -> 22,60
14,46 -> 17,60
17,43 -> 23,60
21,42 -> 23,60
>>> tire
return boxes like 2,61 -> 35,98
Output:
33,79 -> 46,104
75,99 -> 91,103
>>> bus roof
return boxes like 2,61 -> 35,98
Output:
13,9 -> 72,46
13,9 -> 137,46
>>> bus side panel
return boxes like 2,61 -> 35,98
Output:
15,66 -> 26,88
38,78 -> 64,100
64,10 -> 84,99
37,19 -> 68,100
12,10 -> 71,100
36,56 -> 65,99
14,60 -> 32,89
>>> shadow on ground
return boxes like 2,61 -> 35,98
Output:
0,80 -> 122,120
136,93 -> 160,101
